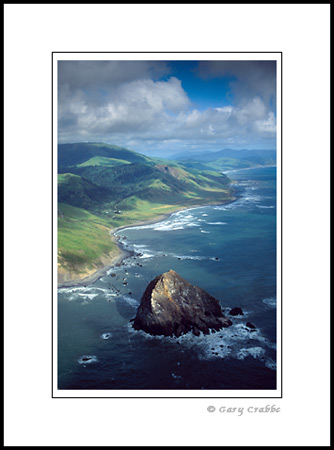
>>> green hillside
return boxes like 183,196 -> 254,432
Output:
57,142 -> 236,284
58,173 -> 112,209
77,156 -> 132,167
58,142 -> 150,167
58,203 -> 119,282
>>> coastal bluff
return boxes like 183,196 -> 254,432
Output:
132,270 -> 232,337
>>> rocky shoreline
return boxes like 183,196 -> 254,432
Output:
57,199 -> 238,289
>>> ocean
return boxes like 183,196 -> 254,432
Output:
57,166 -> 278,391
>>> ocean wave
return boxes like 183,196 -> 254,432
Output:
262,297 -> 276,307
172,254 -> 206,261
59,286 -> 109,302
207,222 -> 227,225
58,285 -> 88,294
76,292 -> 99,300
121,210 -> 204,233
139,252 -> 155,258
200,230 -> 210,234
118,295 -> 140,308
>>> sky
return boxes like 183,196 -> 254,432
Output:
58,60 -> 276,157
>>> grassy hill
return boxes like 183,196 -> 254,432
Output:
58,142 -> 150,168
58,173 -> 112,209
57,142 -> 237,284
58,203 -> 119,283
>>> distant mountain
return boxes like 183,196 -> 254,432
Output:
167,148 -> 276,172
169,148 -> 276,162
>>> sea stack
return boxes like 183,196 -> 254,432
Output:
132,270 -> 232,337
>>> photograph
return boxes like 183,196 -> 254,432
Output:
5,4 -> 330,447
55,55 -> 280,394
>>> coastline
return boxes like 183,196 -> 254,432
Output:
57,199 -> 238,289
57,242 -> 131,289
222,164 -> 276,174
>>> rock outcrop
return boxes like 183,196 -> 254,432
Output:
132,270 -> 232,337
229,307 -> 244,316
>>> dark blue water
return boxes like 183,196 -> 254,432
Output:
58,166 -> 277,391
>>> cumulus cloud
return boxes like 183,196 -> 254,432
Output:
58,60 -> 276,154
196,60 -> 276,109
59,75 -> 191,139
58,60 -> 171,92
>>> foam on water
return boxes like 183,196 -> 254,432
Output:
154,224 -> 185,231
78,355 -> 98,364
237,347 -> 266,360
169,253 -> 212,261
263,297 -> 276,308
60,286 -> 113,302
140,252 -> 155,258
264,358 -> 277,370
119,210 -> 203,233
101,332 -> 112,340
127,320 -> 275,369
76,292 -> 99,300
118,295 -> 140,308
58,285 -> 88,294
207,222 -> 227,225
171,372 -> 182,381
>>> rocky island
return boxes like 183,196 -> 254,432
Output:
132,270 -> 232,337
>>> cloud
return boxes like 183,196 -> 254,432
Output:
196,60 -> 276,109
58,60 -> 170,92
59,75 -> 191,138
58,60 -> 276,154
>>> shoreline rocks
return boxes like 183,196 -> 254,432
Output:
229,307 -> 244,316
132,269 -> 232,337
